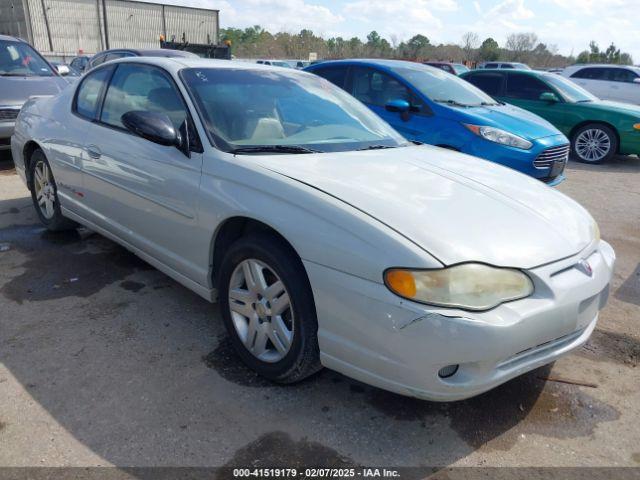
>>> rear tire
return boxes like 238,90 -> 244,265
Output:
28,149 -> 77,232
571,123 -> 617,164
218,232 -> 322,383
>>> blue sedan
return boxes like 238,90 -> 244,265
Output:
305,59 -> 570,185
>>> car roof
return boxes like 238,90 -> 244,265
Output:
566,63 -> 634,68
464,68 -> 545,76
307,58 -> 423,70
0,34 -> 22,42
96,48 -> 197,58
105,56 -> 315,75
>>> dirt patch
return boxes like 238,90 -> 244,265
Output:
120,280 -> 146,293
0,421 -> 6,431
221,431 -> 355,469
202,336 -> 273,388
579,329 -> 640,367
447,372 -> 619,450
615,263 -> 640,306
347,365 -> 619,451
633,453 -> 640,464
1,225 -> 153,303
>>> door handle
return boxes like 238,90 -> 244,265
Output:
86,145 -> 101,159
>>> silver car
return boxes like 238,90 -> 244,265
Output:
11,57 -> 615,401
0,34 -> 69,151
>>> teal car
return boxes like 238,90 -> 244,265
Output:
462,69 -> 640,163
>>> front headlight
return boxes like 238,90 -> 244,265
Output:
464,124 -> 533,150
384,263 -> 534,311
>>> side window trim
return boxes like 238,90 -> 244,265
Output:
95,62 -> 203,153
72,64 -> 116,121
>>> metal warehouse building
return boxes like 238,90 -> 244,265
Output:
0,0 -> 219,59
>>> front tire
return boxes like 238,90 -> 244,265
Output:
571,124 -> 617,164
218,233 -> 322,383
29,149 -> 77,231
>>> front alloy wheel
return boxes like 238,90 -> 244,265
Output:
572,124 -> 617,164
218,233 -> 321,383
228,258 -> 294,363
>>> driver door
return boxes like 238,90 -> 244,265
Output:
81,62 -> 207,283
348,66 -> 427,141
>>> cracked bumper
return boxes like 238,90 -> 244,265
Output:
305,240 -> 615,401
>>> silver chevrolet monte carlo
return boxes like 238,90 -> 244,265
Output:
11,57 -> 615,401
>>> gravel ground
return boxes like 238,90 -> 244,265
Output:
0,151 -> 638,469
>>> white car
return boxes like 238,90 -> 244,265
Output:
477,62 -> 531,70
562,64 -> 640,105
11,57 -> 615,401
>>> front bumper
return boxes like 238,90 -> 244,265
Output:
306,239 -> 615,401
619,130 -> 640,156
0,121 -> 15,150
463,134 -> 569,186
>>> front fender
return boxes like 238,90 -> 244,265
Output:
198,154 -> 443,286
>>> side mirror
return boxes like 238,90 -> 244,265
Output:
385,99 -> 410,113
633,78 -> 640,84
121,111 -> 182,148
539,92 -> 559,102
56,64 -> 70,76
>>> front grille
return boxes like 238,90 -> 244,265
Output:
534,144 -> 570,168
0,108 -> 20,121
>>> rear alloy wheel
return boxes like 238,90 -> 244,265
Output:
29,150 -> 77,231
218,233 -> 321,383
571,124 -> 617,164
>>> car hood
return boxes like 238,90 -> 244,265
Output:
256,145 -> 594,269
448,103 -> 562,140
0,75 -> 69,106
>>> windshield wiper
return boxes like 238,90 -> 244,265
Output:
356,144 -> 398,151
480,101 -> 501,106
0,72 -> 35,77
576,100 -> 594,103
229,145 -> 321,155
433,99 -> 472,107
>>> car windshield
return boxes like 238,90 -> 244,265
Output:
392,64 -> 498,106
180,67 -> 408,153
453,64 -> 470,75
0,40 -> 55,77
542,73 -> 598,103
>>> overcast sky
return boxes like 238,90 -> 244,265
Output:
145,0 -> 638,62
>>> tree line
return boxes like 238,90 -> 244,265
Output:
221,26 -> 634,68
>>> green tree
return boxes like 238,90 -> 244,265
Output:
478,37 -> 500,61
405,34 -> 430,58
576,50 -> 590,63
619,52 -> 634,65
